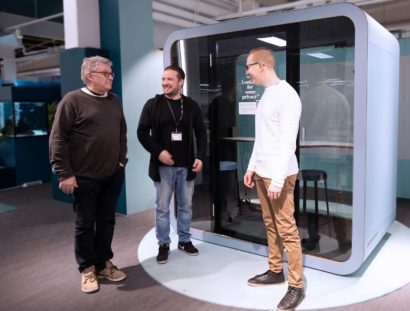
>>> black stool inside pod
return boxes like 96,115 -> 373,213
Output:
301,169 -> 330,218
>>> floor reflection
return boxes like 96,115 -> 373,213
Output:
191,182 -> 352,262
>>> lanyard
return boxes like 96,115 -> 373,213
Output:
166,98 -> 183,132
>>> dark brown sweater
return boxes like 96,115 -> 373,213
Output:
49,89 -> 127,181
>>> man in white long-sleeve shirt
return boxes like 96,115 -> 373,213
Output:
243,47 -> 304,311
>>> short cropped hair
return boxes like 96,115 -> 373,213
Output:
81,56 -> 112,84
248,47 -> 275,70
164,65 -> 185,80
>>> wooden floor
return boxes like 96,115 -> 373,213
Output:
0,183 -> 409,311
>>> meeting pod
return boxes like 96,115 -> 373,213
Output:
164,3 -> 399,275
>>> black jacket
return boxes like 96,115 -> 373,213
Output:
137,94 -> 207,182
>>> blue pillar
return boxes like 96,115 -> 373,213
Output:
100,0 -> 163,214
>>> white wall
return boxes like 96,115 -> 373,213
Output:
154,21 -> 182,49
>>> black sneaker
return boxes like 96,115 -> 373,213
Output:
277,286 -> 305,311
156,245 -> 169,264
247,270 -> 285,287
177,241 -> 199,256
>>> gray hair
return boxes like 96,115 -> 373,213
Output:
81,56 -> 112,84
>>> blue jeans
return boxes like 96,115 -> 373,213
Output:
154,166 -> 195,246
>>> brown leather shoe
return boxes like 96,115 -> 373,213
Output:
97,260 -> 126,282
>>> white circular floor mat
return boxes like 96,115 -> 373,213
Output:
138,221 -> 410,310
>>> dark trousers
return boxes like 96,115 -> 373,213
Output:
73,167 -> 125,272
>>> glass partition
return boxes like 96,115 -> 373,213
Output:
0,101 -> 49,168
171,16 -> 354,262
0,102 -> 15,168
299,44 -> 354,262
0,102 -> 14,138
14,102 -> 48,137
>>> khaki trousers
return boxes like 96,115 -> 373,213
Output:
255,174 -> 303,288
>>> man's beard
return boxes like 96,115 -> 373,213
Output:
164,88 -> 179,97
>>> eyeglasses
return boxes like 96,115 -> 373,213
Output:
245,62 -> 259,70
90,71 -> 115,78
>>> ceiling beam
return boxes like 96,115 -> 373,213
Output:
153,2 -> 217,25
157,0 -> 234,18
153,11 -> 200,28
0,12 -> 64,41
4,12 -> 63,31
215,0 -> 395,21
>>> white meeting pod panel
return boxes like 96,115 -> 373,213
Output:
164,3 -> 399,275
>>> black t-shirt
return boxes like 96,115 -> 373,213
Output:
160,98 -> 189,167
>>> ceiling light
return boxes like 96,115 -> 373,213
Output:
307,52 -> 334,59
257,36 -> 287,47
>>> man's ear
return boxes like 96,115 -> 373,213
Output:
85,72 -> 93,84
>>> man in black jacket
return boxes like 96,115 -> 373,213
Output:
50,56 -> 127,293
137,65 -> 207,264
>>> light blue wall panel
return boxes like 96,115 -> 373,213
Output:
118,0 -> 162,214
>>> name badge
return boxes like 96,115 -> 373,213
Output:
171,132 -> 182,141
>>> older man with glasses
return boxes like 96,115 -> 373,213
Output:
50,56 -> 127,293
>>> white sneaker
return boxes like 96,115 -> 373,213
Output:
81,266 -> 99,293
